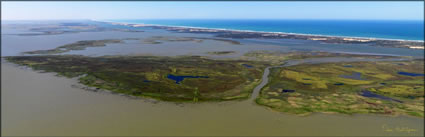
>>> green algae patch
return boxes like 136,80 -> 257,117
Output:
6,55 -> 268,102
257,60 -> 424,117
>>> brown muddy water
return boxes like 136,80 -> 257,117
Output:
2,61 -> 423,136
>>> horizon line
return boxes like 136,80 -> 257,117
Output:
2,18 -> 424,21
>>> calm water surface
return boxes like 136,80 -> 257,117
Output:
2,24 -> 424,57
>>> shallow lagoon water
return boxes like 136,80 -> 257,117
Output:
1,22 -> 424,136
62,38 -> 283,58
3,24 -> 424,58
240,38 -> 424,57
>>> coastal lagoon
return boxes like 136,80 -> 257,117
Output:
3,23 -> 424,57
2,21 -> 424,136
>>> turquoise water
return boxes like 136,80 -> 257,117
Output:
109,19 -> 424,41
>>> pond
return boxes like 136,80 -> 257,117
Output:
339,72 -> 365,80
167,74 -> 209,84
334,83 -> 345,85
360,90 -> 402,103
242,64 -> 254,68
282,89 -> 295,93
397,71 -> 425,77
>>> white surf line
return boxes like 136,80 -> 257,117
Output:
93,19 -> 424,43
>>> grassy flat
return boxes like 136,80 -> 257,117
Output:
257,60 -> 424,117
6,55 -> 268,102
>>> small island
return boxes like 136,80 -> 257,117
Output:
23,39 -> 123,54
6,55 -> 268,102
5,49 -> 424,117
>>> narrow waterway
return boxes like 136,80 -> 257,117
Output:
249,57 -> 409,100
250,66 -> 272,101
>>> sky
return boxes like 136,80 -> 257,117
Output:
2,2 -> 424,20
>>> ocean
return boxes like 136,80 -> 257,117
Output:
108,19 -> 424,41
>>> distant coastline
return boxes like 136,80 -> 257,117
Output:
96,19 -> 424,43
94,19 -> 424,49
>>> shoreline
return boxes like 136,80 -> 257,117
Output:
4,53 -> 423,118
95,19 -> 424,43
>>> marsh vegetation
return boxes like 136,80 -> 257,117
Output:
23,39 -> 123,54
6,55 -> 268,102
257,60 -> 424,117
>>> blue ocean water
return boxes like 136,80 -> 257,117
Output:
108,19 -> 424,41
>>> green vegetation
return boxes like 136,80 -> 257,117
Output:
8,48 -> 424,117
6,55 -> 268,102
241,51 -> 405,65
23,39 -> 123,54
257,60 -> 424,117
